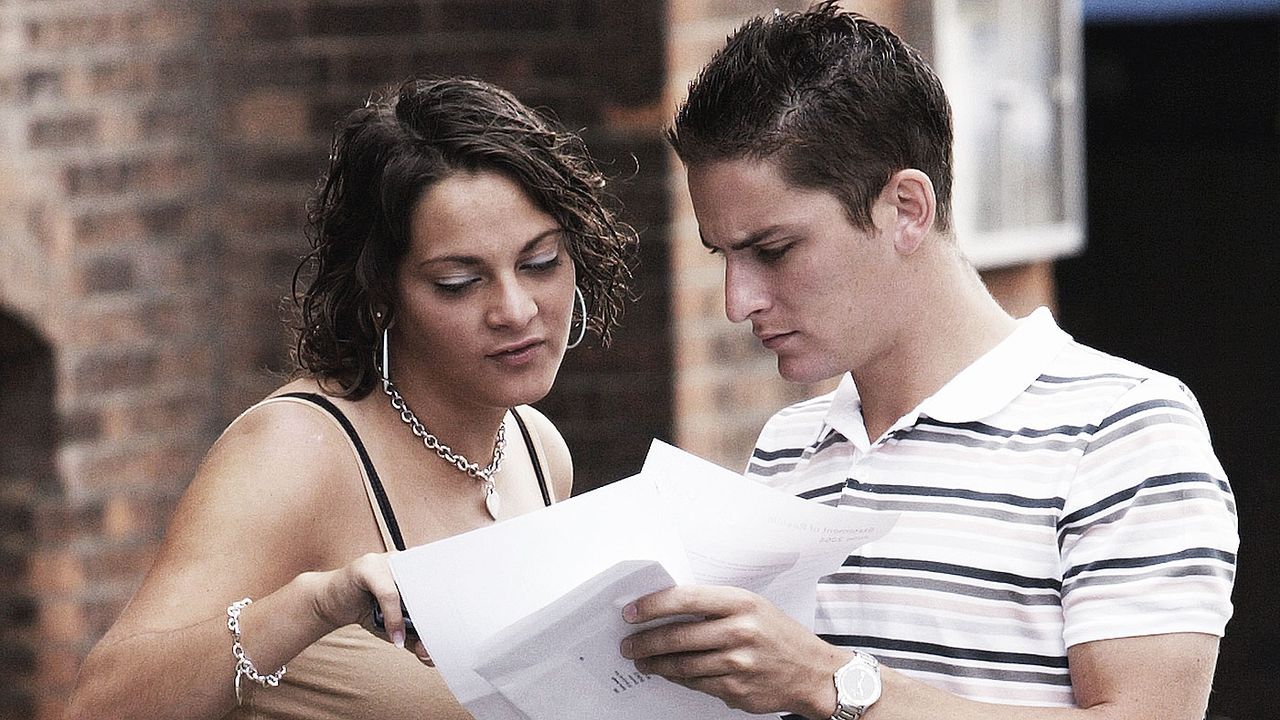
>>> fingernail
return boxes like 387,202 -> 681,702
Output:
392,630 -> 405,648
620,638 -> 633,658
622,603 -> 637,622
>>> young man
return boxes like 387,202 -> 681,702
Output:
620,3 -> 1237,719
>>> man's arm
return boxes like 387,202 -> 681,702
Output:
621,586 -> 1220,720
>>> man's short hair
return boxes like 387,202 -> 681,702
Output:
668,0 -> 955,232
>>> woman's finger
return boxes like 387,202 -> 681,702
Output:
411,638 -> 434,666
350,553 -> 407,648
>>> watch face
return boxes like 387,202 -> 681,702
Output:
836,658 -> 882,705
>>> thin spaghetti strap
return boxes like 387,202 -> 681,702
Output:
509,408 -> 552,507
275,392 -> 409,551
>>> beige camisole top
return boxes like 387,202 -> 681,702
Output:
224,392 -> 553,720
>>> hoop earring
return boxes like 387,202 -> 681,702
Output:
567,286 -> 587,350
381,327 -> 391,385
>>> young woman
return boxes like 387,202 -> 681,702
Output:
65,76 -> 636,720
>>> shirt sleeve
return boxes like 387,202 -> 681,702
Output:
1058,374 -> 1238,648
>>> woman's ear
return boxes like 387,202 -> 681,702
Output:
372,304 -> 393,330
883,168 -> 936,255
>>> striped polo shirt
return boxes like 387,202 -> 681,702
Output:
746,307 -> 1237,707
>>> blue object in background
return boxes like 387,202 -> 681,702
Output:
1084,0 -> 1280,22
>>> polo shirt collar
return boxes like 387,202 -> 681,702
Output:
822,307 -> 1073,447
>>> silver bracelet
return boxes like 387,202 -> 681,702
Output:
226,597 -> 287,704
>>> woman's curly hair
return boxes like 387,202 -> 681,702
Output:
290,76 -> 637,399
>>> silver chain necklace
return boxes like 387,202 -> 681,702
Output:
382,379 -> 507,519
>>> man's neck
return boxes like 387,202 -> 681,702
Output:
854,260 -> 1018,443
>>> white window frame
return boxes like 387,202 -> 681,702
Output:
931,0 -> 1086,269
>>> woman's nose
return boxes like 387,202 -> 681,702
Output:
486,278 -> 538,328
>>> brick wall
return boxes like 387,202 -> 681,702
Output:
0,2 -> 214,716
1,2 -> 672,717
0,1 -> 1052,717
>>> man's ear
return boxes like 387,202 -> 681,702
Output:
882,169 -> 936,255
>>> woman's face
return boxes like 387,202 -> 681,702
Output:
389,169 -> 577,411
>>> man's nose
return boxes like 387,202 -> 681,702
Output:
724,260 -> 769,324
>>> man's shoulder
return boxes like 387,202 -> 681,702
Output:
1029,338 -> 1204,422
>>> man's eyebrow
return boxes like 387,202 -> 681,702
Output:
699,226 -> 783,252
419,229 -> 561,267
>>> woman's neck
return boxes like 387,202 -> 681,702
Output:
375,371 -> 510,467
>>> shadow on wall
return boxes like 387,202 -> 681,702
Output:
0,311 -> 57,717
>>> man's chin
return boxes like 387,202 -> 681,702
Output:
775,356 -> 841,385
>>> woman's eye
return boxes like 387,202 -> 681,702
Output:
435,278 -> 478,293
522,253 -> 561,272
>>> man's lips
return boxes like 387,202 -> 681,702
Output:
757,331 -> 795,350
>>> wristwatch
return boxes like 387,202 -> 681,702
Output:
829,650 -> 881,720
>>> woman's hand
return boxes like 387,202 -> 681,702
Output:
310,552 -> 427,661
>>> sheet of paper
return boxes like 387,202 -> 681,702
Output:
643,440 -> 897,622
388,440 -> 898,720
389,473 -> 692,720
471,560 -> 743,720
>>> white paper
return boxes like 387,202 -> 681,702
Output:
472,560 -> 736,720
388,440 -> 897,720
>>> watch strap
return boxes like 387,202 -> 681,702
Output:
828,650 -> 880,720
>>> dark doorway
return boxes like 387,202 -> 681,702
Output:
0,311 -> 57,718
1056,11 -> 1279,719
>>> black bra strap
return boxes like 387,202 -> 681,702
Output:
277,392 -> 409,551
510,408 -> 553,507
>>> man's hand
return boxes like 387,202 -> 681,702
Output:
620,584 -> 849,718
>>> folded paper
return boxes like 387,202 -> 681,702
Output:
388,440 -> 898,720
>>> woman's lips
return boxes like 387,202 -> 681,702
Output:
487,339 -> 545,366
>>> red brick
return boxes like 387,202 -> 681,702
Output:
65,296 -> 206,347
30,499 -> 105,548
213,4 -> 300,42
23,7 -> 197,52
68,347 -> 161,395
62,153 -> 201,198
97,389 -> 212,440
35,600 -> 84,645
78,255 -> 136,295
72,208 -> 145,247
434,0 -> 559,33
81,540 -> 159,584
138,104 -> 199,141
62,438 -> 207,498
33,644 -> 82,699
21,68 -> 63,99
308,2 -> 424,36
231,89 -> 309,141
26,549 -> 84,595
27,114 -> 98,149
980,261 -> 1057,317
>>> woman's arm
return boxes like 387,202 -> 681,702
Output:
64,402 -> 412,720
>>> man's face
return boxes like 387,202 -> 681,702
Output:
687,158 -> 904,383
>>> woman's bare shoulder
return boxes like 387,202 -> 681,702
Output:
102,383 -> 375,638
512,405 -> 573,501
165,382 -> 370,563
